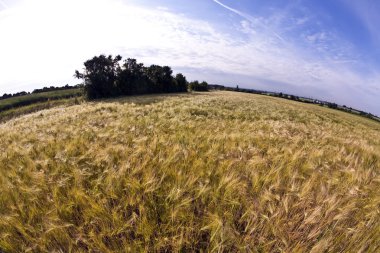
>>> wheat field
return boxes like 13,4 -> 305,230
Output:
0,91 -> 379,252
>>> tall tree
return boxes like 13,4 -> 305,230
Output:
175,73 -> 188,92
75,55 -> 122,99
146,65 -> 175,93
118,58 -> 149,95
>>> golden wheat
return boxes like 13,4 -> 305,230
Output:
0,91 -> 379,252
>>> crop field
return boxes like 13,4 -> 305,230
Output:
0,89 -> 83,112
0,97 -> 84,123
0,91 -> 379,252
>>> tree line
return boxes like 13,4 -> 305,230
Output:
0,84 -> 80,101
75,55 -> 208,100
31,84 -> 79,94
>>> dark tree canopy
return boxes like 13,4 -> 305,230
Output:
75,55 -> 122,99
189,81 -> 209,91
117,58 -> 148,95
75,55 -> 194,99
174,73 -> 188,92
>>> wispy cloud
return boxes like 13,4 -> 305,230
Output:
341,0 -> 380,46
212,0 -> 245,17
213,0 -> 286,43
0,0 -> 9,9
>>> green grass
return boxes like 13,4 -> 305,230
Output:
0,91 -> 379,252
0,88 -> 83,112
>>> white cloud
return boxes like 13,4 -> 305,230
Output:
240,20 -> 255,34
306,32 -> 327,43
295,17 -> 309,26
156,6 -> 169,11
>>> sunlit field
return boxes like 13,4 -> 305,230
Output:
0,91 -> 379,252
0,89 -> 82,112
0,89 -> 83,122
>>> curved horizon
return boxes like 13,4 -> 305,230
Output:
0,0 -> 379,115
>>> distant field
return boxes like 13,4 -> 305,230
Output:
0,91 -> 379,252
0,88 -> 83,112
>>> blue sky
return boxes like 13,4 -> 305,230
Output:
0,0 -> 379,115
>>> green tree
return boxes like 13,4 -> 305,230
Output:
174,73 -> 188,92
146,65 -> 176,93
189,81 -> 208,91
118,58 -> 149,95
75,55 -> 122,99
75,54 -> 189,99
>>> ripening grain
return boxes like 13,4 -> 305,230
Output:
0,91 -> 379,252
